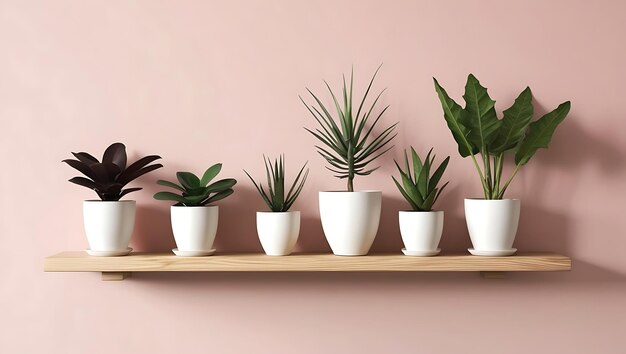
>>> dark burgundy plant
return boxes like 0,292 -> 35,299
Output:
63,142 -> 163,201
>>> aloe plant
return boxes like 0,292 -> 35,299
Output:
63,142 -> 163,201
153,164 -> 237,206
393,147 -> 450,211
433,74 -> 571,199
244,155 -> 309,212
301,66 -> 398,192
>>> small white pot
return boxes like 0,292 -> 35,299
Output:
83,200 -> 136,251
464,199 -> 520,251
319,191 -> 382,256
171,205 -> 219,251
257,211 -> 300,256
399,210 -> 444,252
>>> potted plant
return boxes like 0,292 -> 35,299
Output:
301,67 -> 397,256
153,164 -> 236,256
63,142 -> 163,256
392,147 -> 450,256
434,74 -> 571,256
244,155 -> 309,256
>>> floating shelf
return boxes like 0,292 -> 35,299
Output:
44,252 -> 571,281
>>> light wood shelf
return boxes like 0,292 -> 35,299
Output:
44,252 -> 571,281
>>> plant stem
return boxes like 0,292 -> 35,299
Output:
497,163 -> 521,199
482,148 -> 493,199
347,141 -> 354,192
469,153 -> 489,199
493,153 -> 504,197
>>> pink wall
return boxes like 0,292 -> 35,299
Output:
2,0 -> 626,353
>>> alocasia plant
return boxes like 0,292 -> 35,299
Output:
434,74 -> 570,199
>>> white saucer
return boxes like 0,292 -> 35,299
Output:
172,248 -> 216,257
468,248 -> 517,256
86,248 -> 133,257
402,248 -> 441,257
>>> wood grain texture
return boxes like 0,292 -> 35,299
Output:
45,252 -> 572,273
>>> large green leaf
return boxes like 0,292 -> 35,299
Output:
515,101 -> 571,165
205,189 -> 234,204
491,87 -> 534,153
206,178 -> 237,193
153,191 -> 188,204
176,172 -> 200,189
434,78 -> 477,157
200,163 -> 222,186
156,179 -> 185,192
462,74 -> 501,150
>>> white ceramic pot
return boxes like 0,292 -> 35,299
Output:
464,199 -> 520,251
319,191 -> 382,256
171,205 -> 219,251
399,210 -> 444,252
256,211 -> 300,256
83,200 -> 136,251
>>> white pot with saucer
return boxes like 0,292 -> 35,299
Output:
83,200 -> 135,256
319,190 -> 382,256
170,205 -> 218,256
465,198 -> 520,256
399,210 -> 443,257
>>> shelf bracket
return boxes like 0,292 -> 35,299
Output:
101,272 -> 131,281
480,271 -> 505,279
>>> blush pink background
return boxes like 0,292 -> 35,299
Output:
2,1 -> 626,353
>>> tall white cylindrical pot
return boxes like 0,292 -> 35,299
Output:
171,205 -> 219,251
319,191 -> 382,256
464,199 -> 520,251
399,210 -> 444,252
83,200 -> 136,251
257,211 -> 300,256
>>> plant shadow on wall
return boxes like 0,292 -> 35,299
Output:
132,160 -> 188,252
514,106 -> 625,256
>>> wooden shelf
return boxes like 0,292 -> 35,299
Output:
44,252 -> 571,281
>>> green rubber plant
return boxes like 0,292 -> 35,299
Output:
393,147 -> 450,211
244,155 -> 309,212
433,74 -> 571,199
301,66 -> 398,192
153,163 -> 237,206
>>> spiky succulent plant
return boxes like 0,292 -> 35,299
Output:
301,66 -> 398,192
153,163 -> 237,206
62,142 -> 163,201
392,147 -> 450,211
244,155 -> 309,212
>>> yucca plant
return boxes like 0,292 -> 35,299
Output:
434,74 -> 571,199
244,155 -> 309,212
153,163 -> 237,206
63,142 -> 163,201
301,66 -> 398,192
393,147 -> 450,211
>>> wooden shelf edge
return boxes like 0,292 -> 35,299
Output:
44,252 -> 571,281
